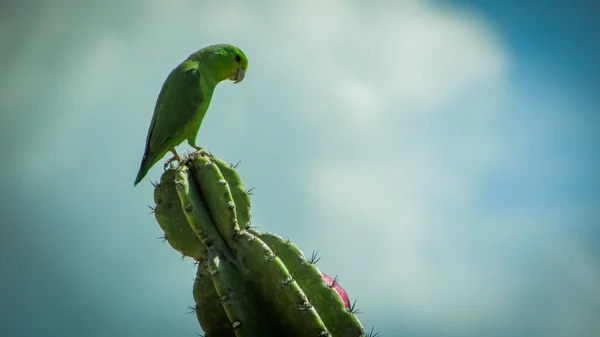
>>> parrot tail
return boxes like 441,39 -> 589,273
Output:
134,155 -> 152,186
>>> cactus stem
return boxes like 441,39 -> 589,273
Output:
154,155 -> 367,336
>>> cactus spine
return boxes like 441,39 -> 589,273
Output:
152,153 -> 367,336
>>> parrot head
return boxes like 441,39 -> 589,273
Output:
193,44 -> 248,84
228,50 -> 248,84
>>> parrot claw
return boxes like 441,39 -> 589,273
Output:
164,151 -> 182,170
199,150 -> 214,159
191,146 -> 214,159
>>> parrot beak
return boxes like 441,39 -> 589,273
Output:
230,68 -> 246,83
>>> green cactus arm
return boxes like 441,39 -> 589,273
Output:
189,157 -> 241,241
175,167 -> 272,336
154,169 -> 206,259
173,166 -> 233,260
193,258 -> 236,337
259,232 -> 366,337
205,251 -> 271,336
231,230 -> 331,336
213,158 -> 252,230
155,168 -> 235,335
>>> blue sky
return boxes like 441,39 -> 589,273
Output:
1,1 -> 598,337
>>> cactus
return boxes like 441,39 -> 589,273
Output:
152,152 -> 368,337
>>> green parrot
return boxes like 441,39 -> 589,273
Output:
134,44 -> 248,186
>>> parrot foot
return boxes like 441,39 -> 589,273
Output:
163,150 -> 182,170
191,146 -> 214,159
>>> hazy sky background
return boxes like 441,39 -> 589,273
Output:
1,1 -> 598,336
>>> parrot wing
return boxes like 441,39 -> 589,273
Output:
145,63 -> 203,161
134,62 -> 203,185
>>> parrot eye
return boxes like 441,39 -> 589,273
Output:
235,54 -> 242,63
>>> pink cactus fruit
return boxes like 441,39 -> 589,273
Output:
322,273 -> 351,308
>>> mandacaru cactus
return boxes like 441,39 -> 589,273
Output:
151,152 -> 374,337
